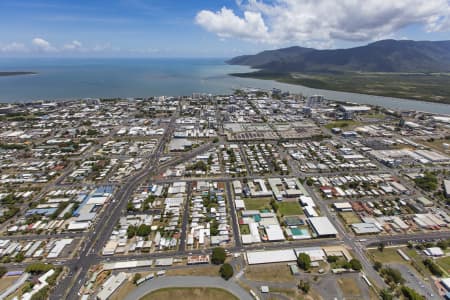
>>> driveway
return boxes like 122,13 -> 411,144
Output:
124,275 -> 253,300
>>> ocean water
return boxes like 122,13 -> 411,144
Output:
0,57 -> 449,114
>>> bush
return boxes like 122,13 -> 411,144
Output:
25,263 -> 54,274
31,286 -> 49,300
297,253 -> 311,271
380,289 -> 393,300
0,266 -> 7,277
133,273 -> 142,285
211,247 -> 226,265
298,280 -> 310,294
380,267 -> 404,285
373,261 -> 383,271
423,259 -> 444,277
219,263 -> 233,280
401,285 -> 425,300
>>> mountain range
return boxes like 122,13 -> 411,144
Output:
227,39 -> 450,73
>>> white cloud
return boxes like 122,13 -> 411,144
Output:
0,42 -> 28,53
32,37 -> 57,52
63,40 -> 83,50
196,7 -> 269,41
196,0 -> 450,46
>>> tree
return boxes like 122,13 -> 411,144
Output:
297,253 -> 311,271
127,225 -> 137,239
127,202 -> 136,212
132,273 -> 142,285
211,247 -> 226,265
327,255 -> 339,263
374,261 -> 383,271
219,263 -> 233,280
298,280 -> 310,294
349,259 -> 362,271
136,224 -> 151,237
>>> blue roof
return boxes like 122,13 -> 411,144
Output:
26,208 -> 57,216
73,193 -> 90,217
95,185 -> 113,194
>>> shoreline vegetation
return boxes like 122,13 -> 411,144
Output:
230,71 -> 450,105
0,71 -> 37,77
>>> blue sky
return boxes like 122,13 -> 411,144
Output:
0,0 -> 449,57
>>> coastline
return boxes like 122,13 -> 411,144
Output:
230,71 -> 450,105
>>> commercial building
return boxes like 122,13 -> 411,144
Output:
246,249 -> 297,265
308,217 -> 338,238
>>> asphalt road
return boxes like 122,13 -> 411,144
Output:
226,181 -> 242,248
123,276 -> 253,300
38,118 -> 450,299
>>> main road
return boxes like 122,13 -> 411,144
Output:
51,114 -> 177,300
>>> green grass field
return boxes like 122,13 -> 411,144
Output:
243,197 -> 272,210
436,256 -> 450,273
240,224 -> 250,234
367,248 -> 406,263
140,288 -> 238,300
278,201 -> 303,216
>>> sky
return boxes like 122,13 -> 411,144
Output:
0,0 -> 450,57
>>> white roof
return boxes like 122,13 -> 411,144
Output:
309,217 -> 338,236
424,247 -> 444,256
265,225 -> 285,241
103,260 -> 153,270
246,249 -> 297,265
441,278 -> 450,291
294,247 -> 326,261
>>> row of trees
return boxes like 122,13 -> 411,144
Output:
212,247 -> 234,280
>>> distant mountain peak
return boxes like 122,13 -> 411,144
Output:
228,39 -> 450,73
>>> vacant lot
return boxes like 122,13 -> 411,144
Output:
166,266 -> 220,277
337,277 -> 363,300
0,276 -> 20,293
418,138 -> 450,154
140,287 -> 238,300
243,197 -> 272,210
278,201 -> 303,216
340,212 -> 361,224
245,263 -> 295,283
324,120 -> 360,130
